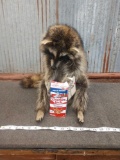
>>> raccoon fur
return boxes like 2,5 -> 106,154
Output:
21,74 -> 44,88
21,24 -> 89,123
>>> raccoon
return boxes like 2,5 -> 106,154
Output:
21,24 -> 89,123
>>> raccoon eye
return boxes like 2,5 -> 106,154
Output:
54,39 -> 59,43
49,53 -> 54,59
59,55 -> 70,61
44,49 -> 54,59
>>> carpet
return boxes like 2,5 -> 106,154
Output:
0,81 -> 120,149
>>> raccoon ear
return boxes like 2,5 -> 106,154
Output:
41,39 -> 52,45
70,47 -> 85,56
70,47 -> 79,54
69,47 -> 81,59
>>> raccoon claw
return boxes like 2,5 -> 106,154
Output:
77,111 -> 84,123
36,110 -> 44,121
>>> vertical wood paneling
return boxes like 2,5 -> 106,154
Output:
109,1 -> 120,72
37,0 -> 58,72
58,0 -> 120,73
0,0 -> 120,73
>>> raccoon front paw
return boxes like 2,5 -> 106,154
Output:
36,110 -> 44,121
77,111 -> 84,123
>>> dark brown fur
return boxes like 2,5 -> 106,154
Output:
22,24 -> 89,123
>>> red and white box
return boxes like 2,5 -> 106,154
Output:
49,81 -> 69,117
49,77 -> 76,118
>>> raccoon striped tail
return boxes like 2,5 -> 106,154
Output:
20,74 -> 44,88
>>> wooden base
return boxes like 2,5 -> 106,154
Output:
0,74 -> 120,159
0,149 -> 120,160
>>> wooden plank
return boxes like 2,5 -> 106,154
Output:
0,74 -> 34,80
0,149 -> 120,156
0,73 -> 120,80
0,149 -> 120,160
0,155 -> 55,160
57,155 -> 120,160
0,150 -> 56,160
88,73 -> 120,79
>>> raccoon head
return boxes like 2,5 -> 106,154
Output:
41,25 -> 76,52
40,25 -> 86,81
41,40 -> 82,71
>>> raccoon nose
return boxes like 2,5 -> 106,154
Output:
51,65 -> 56,70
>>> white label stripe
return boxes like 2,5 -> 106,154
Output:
50,104 -> 67,107
0,126 -> 120,132
49,110 -> 66,113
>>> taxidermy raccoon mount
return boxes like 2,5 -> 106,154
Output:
21,24 -> 89,123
